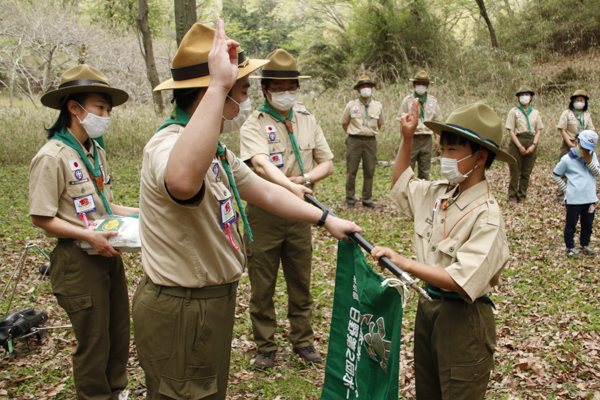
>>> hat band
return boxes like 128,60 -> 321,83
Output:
446,124 -> 500,148
59,79 -> 110,89
261,70 -> 300,78
171,50 -> 247,82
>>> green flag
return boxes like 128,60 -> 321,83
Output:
321,240 -> 404,400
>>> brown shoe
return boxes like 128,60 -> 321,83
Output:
254,350 -> 277,369
293,346 -> 322,363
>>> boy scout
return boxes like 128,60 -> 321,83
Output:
506,85 -> 544,203
372,100 -> 514,399
240,49 -> 334,369
133,21 -> 360,400
29,64 -> 138,400
397,70 -> 443,180
556,90 -> 595,201
340,75 -> 385,208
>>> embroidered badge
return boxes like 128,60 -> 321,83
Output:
220,198 -> 236,227
212,163 -> 219,177
516,112 -> 522,118
266,125 -> 276,135
73,194 -> 97,214
74,169 -> 83,180
353,106 -> 359,114
269,152 -> 284,168
269,131 -> 276,142
68,159 -> 81,171
569,114 -> 575,121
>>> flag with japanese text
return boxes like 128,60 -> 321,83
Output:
320,239 -> 403,400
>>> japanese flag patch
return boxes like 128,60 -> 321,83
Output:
266,125 -> 276,135
69,159 -> 82,171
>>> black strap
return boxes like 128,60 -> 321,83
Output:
59,79 -> 109,88
316,209 -> 328,227
261,70 -> 301,78
171,50 -> 247,81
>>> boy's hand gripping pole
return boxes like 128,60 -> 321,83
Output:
304,194 -> 432,301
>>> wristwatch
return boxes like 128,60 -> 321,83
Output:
303,173 -> 311,186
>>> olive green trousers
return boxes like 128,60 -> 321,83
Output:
508,135 -> 538,202
345,135 -> 377,203
410,135 -> 433,180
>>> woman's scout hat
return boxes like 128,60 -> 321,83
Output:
154,23 -> 268,91
409,70 -> 430,83
425,103 -> 516,164
570,89 -> 589,100
353,75 -> 376,89
41,64 -> 129,110
516,85 -> 535,97
250,49 -> 310,80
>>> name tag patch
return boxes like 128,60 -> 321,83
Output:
220,198 -> 237,227
270,153 -> 284,168
73,194 -> 97,214
70,178 -> 89,185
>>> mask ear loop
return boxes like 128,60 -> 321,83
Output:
450,144 -> 482,204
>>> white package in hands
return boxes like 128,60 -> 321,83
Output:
77,215 -> 141,255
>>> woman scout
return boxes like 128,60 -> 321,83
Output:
505,85 -> 544,203
133,20 -> 360,400
29,64 -> 138,400
340,75 -> 385,208
239,49 -> 335,369
556,89 -> 595,201
397,70 -> 444,180
371,100 -> 514,399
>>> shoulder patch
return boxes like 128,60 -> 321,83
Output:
486,198 -> 501,227
295,109 -> 311,115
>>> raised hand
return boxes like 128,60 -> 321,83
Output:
401,98 -> 420,140
207,18 -> 240,93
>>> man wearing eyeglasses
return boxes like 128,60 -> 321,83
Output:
240,49 -> 334,369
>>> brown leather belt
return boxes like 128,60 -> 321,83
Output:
144,275 -> 237,299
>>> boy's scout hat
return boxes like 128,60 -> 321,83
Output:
578,130 -> 598,152
154,23 -> 268,91
41,64 -> 129,110
353,75 -> 376,89
570,89 -> 589,100
251,49 -> 310,80
409,70 -> 430,83
516,85 -> 535,96
425,103 -> 516,164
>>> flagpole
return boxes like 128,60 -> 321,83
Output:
304,194 -> 432,301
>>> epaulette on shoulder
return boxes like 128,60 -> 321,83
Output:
486,197 -> 501,227
45,139 -> 65,157
295,109 -> 311,115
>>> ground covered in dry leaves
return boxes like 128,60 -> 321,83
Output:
0,156 -> 599,399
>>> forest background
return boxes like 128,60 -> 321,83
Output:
1,0 -> 600,399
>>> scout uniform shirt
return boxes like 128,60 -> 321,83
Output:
557,109 -> 595,142
340,98 -> 385,136
397,94 -> 443,136
240,102 -> 334,179
506,106 -> 544,135
29,137 -> 114,237
389,168 -> 510,302
139,124 -> 257,288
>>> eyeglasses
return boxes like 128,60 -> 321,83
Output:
268,88 -> 299,94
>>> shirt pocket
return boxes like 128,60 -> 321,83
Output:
298,137 -> 315,154
436,236 -> 459,264
208,181 -> 233,225
414,219 -> 432,243
65,181 -> 96,198
368,114 -> 380,130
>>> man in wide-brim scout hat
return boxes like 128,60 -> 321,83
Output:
134,20 -> 360,399
397,70 -> 444,180
340,74 -> 385,208
370,101 -> 513,399
240,48 -> 337,369
505,85 -> 544,204
30,63 -> 138,400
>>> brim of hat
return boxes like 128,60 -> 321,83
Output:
580,141 -> 596,151
516,90 -> 535,96
41,85 -> 129,110
353,81 -> 376,90
154,59 -> 269,91
409,78 -> 430,83
249,75 -> 311,80
570,94 -> 589,100
424,121 -> 516,164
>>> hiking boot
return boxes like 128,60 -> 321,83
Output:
254,350 -> 277,369
362,202 -> 377,209
347,202 -> 355,208
581,246 -> 597,256
566,248 -> 584,258
294,346 -> 322,363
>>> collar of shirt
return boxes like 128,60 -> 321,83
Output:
449,179 -> 490,210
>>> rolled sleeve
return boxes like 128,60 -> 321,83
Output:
28,154 -> 63,217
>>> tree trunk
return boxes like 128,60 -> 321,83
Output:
474,0 -> 499,48
174,0 -> 197,47
504,0 -> 513,16
137,0 -> 164,114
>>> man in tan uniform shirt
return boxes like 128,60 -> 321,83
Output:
133,22 -> 360,400
397,70 -> 443,180
240,49 -> 334,369
506,85 -> 544,203
340,75 -> 385,207
372,101 -> 514,399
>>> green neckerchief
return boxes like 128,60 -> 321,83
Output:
573,109 -> 586,134
359,97 -> 372,125
53,128 -> 113,215
158,106 -> 253,242
95,136 -> 105,150
216,142 -> 253,242
414,92 -> 428,120
258,100 -> 305,175
517,103 -> 533,134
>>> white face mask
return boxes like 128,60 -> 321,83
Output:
415,85 -> 427,96
574,145 -> 584,157
222,96 -> 251,134
519,95 -> 531,105
360,88 -> 372,98
76,102 -> 110,139
574,101 -> 585,110
440,152 -> 478,184
269,90 -> 299,111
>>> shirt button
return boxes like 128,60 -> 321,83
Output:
80,300 -> 85,306
223,190 -> 227,196
427,232 -> 430,237
432,246 -> 437,251
440,218 -> 445,223
450,247 -> 454,252
489,200 -> 495,204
